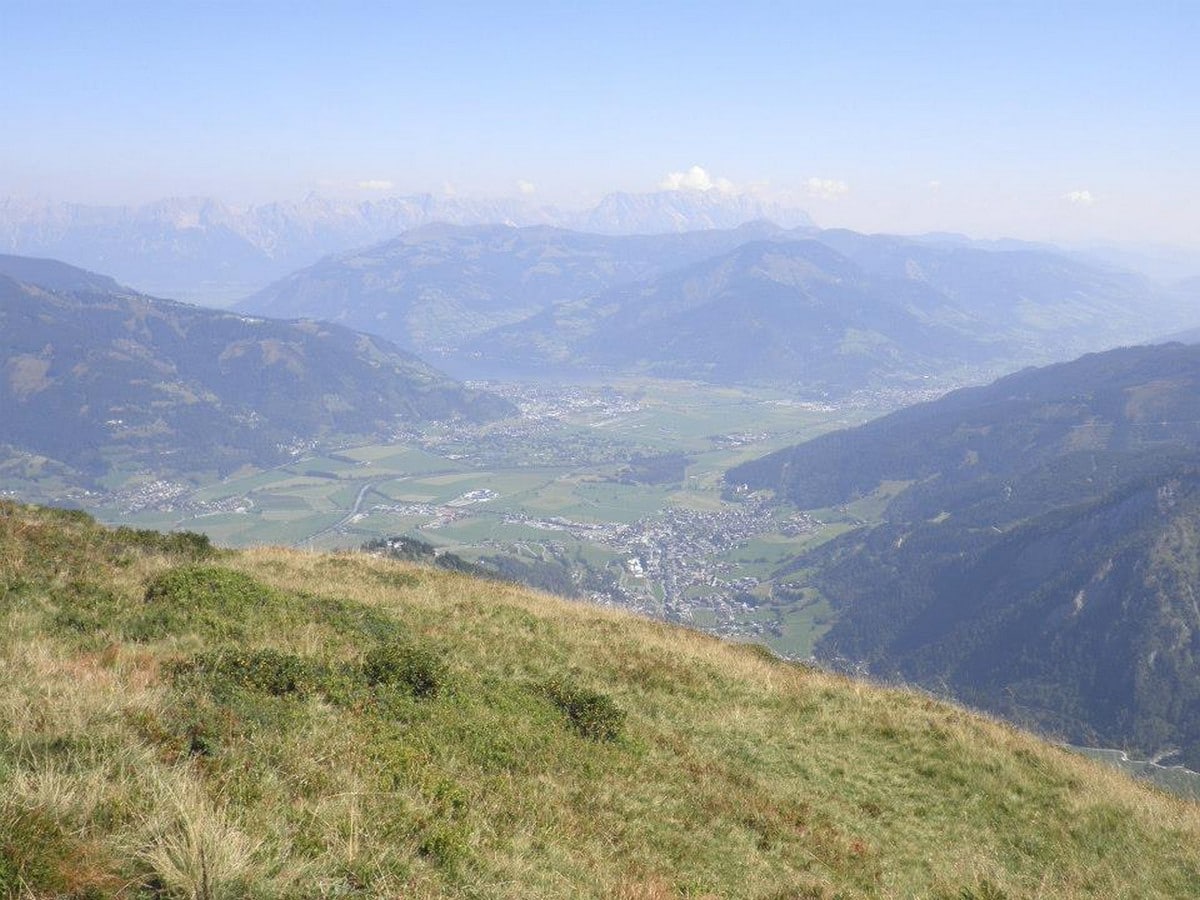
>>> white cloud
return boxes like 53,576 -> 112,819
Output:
356,179 -> 394,191
516,179 -> 536,196
1063,189 -> 1095,206
659,165 -> 738,194
804,177 -> 850,200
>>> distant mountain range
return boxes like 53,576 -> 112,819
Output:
240,222 -> 1193,391
239,221 -> 797,359
472,237 -> 989,386
0,191 -> 814,304
730,342 -> 1200,766
1162,279 -> 1200,342
0,255 -> 510,486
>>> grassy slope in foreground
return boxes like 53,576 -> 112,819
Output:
1,502 -> 1199,899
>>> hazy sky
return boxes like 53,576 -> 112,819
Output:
2,0 -> 1197,246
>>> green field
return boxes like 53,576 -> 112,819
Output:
82,379 -> 895,657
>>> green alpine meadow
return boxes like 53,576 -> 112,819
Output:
3,500 -> 1200,899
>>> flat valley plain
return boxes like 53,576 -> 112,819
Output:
17,378 -> 937,659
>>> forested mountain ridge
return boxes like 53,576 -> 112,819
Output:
237,221 -> 795,357
473,238 -> 988,386
729,342 -> 1200,766
730,342 -> 1200,507
0,257 -> 511,483
474,236 -> 1190,390
239,221 -> 1191,387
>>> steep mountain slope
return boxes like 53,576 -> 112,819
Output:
237,222 -> 792,358
730,342 -> 1200,506
0,253 -> 123,293
729,343 -> 1200,765
811,230 -> 1187,359
477,239 -> 988,386
476,236 -> 1184,390
3,500 -> 1200,898
0,257 -> 511,481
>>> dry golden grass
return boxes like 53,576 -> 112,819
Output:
2,502 -> 1200,898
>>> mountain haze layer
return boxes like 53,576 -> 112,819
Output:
0,191 -> 813,304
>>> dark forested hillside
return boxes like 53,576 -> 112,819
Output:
730,343 -> 1200,765
730,342 -> 1200,507
0,258 -> 511,481
800,463 -> 1200,765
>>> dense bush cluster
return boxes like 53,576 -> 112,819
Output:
112,525 -> 215,559
541,678 -> 625,741
174,648 -> 319,698
143,565 -> 272,609
172,641 -> 451,707
362,642 -> 447,698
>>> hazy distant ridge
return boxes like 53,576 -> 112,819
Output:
0,191 -> 813,303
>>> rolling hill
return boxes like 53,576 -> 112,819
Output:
3,499 -> 1200,897
0,256 -> 511,485
729,342 -> 1200,766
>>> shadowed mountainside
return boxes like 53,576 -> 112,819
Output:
0,256 -> 511,482
730,342 -> 1200,765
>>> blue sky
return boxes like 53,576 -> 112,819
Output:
2,0 -> 1196,245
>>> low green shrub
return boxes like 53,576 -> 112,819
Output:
541,678 -> 625,741
131,566 -> 277,640
172,648 -> 320,698
49,580 -> 122,637
305,593 -> 406,643
418,823 -> 469,869
0,807 -> 79,897
127,699 -> 225,761
143,566 -> 271,609
112,526 -> 215,559
363,642 -> 446,699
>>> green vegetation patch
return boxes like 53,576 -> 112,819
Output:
5,502 -> 1200,898
132,565 -> 280,640
363,642 -> 447,699
0,805 -> 113,899
541,677 -> 626,741
173,647 -> 324,699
